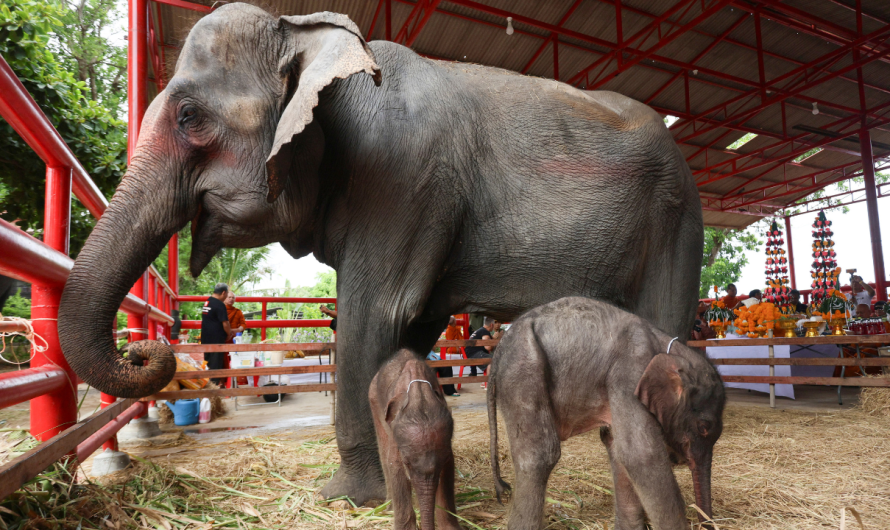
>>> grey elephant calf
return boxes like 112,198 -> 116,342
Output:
488,297 -> 725,530
369,349 -> 461,530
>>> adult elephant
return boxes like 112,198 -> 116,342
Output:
58,4 -> 703,504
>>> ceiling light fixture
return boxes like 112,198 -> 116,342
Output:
812,102 -> 819,116
506,17 -> 514,35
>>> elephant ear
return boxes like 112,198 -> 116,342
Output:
634,354 -> 685,427
265,12 -> 382,202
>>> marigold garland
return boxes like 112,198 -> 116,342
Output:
762,220 -> 791,312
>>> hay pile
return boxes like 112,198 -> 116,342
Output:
857,377 -> 890,417
3,395 -> 890,529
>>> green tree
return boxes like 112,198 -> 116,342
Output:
2,289 -> 31,319
0,0 -> 127,257
699,227 -> 761,298
54,0 -> 126,110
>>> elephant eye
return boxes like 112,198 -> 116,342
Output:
178,105 -> 199,126
697,420 -> 712,437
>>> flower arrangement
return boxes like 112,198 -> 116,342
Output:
705,299 -> 734,324
762,220 -> 792,312
809,210 -> 840,310
812,289 -> 850,318
733,302 -> 777,338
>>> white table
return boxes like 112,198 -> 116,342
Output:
706,334 -> 838,400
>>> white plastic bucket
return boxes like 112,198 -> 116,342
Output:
267,351 -> 285,366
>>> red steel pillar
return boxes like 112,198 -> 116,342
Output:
785,215 -> 796,290
261,302 -> 268,341
860,129 -> 888,301
30,167 -> 77,442
127,0 -> 149,341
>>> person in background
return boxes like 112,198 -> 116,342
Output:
692,302 -> 716,341
722,283 -> 740,309
465,316 -> 500,382
855,304 -> 872,318
444,316 -> 462,355
319,305 -> 338,331
225,292 -> 246,343
202,283 -> 234,387
741,289 -> 762,308
789,289 -> 808,313
875,301 -> 886,318
846,275 -> 875,317
427,349 -> 459,397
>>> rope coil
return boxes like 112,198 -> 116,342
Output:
0,313 -> 49,364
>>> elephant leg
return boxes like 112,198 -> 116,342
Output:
436,455 -> 461,530
600,428 -> 646,530
321,302 -> 446,504
320,308 -> 393,504
608,397 -> 687,530
504,406 -> 561,530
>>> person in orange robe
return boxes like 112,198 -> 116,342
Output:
224,292 -> 247,388
721,283 -> 740,309
225,292 -> 246,342
444,316 -> 462,354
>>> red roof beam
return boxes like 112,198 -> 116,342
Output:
582,0 -> 735,89
521,0 -> 584,75
715,112 -> 890,196
724,162 -> 890,211
750,0 -> 890,56
672,23 -> 890,140
598,0 -> 890,96
644,13 -> 747,105
406,0 -> 444,46
719,156 -> 886,205
692,98 -> 890,182
394,0 -> 426,44
675,28 -> 890,145
150,0 -> 211,13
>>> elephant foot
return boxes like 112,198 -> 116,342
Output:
320,467 -> 387,506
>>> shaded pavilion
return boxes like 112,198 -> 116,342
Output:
134,0 -> 888,298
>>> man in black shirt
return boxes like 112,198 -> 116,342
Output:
465,316 -> 500,378
202,283 -> 234,386
789,290 -> 808,314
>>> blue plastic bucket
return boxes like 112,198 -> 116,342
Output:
166,399 -> 200,426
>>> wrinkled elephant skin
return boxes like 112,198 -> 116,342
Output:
369,349 -> 460,530
58,4 -> 704,504
488,298 -> 725,530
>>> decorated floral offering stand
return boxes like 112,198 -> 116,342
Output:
705,293 -> 734,339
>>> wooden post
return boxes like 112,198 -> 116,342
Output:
769,344 -> 775,408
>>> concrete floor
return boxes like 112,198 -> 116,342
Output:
0,374 -> 863,448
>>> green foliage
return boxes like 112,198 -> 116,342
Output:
54,0 -> 127,111
0,0 -> 127,257
699,226 -> 761,298
2,289 -> 31,318
153,229 -> 276,322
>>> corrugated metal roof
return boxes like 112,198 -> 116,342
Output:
148,0 -> 890,229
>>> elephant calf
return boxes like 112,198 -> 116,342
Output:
369,349 -> 461,530
487,297 -> 725,530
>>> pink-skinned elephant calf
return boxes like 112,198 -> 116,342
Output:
369,349 -> 461,530
488,297 -> 725,530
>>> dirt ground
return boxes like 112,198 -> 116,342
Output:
2,379 -> 888,529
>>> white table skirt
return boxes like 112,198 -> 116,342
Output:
705,335 -> 839,399
231,355 -> 332,387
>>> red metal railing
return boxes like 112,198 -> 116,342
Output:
0,42 -> 174,493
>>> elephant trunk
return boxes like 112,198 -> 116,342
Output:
414,473 -> 440,530
689,450 -> 714,528
58,158 -> 188,398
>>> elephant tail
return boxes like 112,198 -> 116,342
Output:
487,361 -> 511,503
